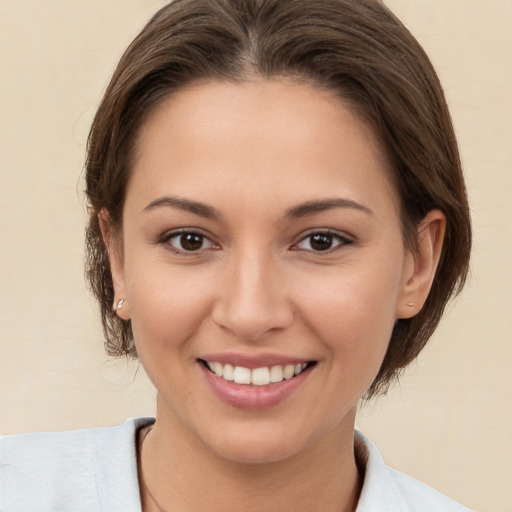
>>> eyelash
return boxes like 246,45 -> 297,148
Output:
292,229 -> 353,254
158,229 -> 218,255
158,228 -> 353,256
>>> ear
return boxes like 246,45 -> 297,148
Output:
396,210 -> 446,319
98,209 -> 131,320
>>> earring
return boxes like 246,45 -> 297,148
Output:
115,298 -> 125,310
407,302 -> 415,307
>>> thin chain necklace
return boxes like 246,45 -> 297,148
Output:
138,425 -> 171,512
144,484 -> 170,512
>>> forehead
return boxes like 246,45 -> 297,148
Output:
129,79 -> 397,215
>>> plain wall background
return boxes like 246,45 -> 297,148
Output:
0,1 -> 510,511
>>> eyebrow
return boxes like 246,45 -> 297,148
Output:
143,196 -> 221,220
285,198 -> 374,218
143,195 -> 373,220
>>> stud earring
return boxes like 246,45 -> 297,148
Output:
115,298 -> 125,310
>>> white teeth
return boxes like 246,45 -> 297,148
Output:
251,367 -> 270,386
233,366 -> 251,384
205,360 -> 310,385
269,365 -> 284,383
223,363 -> 234,381
213,362 -> 223,377
283,364 -> 295,380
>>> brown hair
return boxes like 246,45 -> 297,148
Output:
85,0 -> 471,397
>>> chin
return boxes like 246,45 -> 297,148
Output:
213,437 -> 304,465
200,420 -> 326,466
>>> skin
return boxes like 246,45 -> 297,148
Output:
102,79 -> 445,512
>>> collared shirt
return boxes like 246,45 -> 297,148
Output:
0,418 -> 472,511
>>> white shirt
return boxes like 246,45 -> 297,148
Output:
0,418 -> 472,511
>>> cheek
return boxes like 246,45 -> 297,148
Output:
126,266 -> 216,402
125,257 -> 216,352
303,269 -> 400,333
296,255 -> 404,368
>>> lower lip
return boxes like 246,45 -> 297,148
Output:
200,364 -> 312,411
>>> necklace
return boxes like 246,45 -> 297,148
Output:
143,484 -> 169,512
138,425 -> 171,512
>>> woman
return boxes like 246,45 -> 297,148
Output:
0,0 -> 472,510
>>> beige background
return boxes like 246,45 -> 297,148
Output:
0,1 -> 510,511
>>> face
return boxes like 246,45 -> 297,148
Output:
109,79 -> 425,464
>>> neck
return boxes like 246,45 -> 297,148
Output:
139,399 -> 361,512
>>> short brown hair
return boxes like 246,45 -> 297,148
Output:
85,0 -> 471,397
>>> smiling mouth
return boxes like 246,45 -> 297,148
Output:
200,360 -> 317,386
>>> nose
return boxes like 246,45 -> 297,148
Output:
211,249 -> 294,341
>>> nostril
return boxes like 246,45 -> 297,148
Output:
211,305 -> 295,342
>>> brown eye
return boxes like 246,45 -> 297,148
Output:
167,232 -> 214,252
180,233 -> 204,251
310,234 -> 334,251
295,231 -> 349,253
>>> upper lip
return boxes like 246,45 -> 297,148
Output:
199,352 -> 315,369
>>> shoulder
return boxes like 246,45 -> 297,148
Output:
0,417 -> 154,512
355,430 -> 473,512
